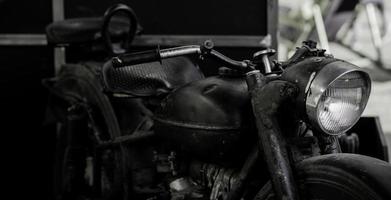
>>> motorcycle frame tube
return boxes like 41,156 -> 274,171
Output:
247,72 -> 299,200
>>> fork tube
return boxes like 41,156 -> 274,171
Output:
247,72 -> 299,200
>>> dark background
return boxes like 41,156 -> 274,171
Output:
0,0 -> 53,198
0,0 -> 271,198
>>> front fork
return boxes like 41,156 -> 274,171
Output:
246,71 -> 299,200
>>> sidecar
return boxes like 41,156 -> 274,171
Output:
345,116 -> 389,162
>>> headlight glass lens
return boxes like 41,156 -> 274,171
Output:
317,71 -> 370,134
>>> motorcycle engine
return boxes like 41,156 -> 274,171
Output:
154,73 -> 255,164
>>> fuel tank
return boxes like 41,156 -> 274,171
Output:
154,74 -> 255,163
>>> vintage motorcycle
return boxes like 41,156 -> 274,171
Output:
44,4 -> 391,200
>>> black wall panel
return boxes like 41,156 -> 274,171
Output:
0,1 -> 53,198
65,0 -> 268,35
1,46 -> 53,199
0,0 -> 52,33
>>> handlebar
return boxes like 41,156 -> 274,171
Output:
111,41 -> 253,72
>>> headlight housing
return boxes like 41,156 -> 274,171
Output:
282,58 -> 371,135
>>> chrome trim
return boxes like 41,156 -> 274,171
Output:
305,61 -> 371,135
160,45 -> 201,59
262,55 -> 272,73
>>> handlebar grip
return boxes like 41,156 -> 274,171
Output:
112,49 -> 161,68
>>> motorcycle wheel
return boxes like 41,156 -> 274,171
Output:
254,154 -> 391,200
46,64 -> 127,200
52,103 -> 124,200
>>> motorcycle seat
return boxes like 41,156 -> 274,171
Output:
46,17 -> 129,45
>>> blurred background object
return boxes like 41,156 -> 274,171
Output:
279,0 -> 391,157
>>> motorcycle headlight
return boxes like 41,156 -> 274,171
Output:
282,58 -> 371,135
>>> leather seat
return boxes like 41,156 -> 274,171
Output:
46,17 -> 129,45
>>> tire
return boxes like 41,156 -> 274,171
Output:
254,154 -> 391,200
53,109 -> 122,200
45,63 -> 127,200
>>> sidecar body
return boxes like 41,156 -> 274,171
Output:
346,116 -> 389,162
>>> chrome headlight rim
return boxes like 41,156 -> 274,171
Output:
305,61 -> 371,135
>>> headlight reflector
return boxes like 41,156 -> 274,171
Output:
316,71 -> 370,134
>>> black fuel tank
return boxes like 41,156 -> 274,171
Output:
154,75 -> 254,162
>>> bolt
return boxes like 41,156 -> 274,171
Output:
203,40 -> 214,50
